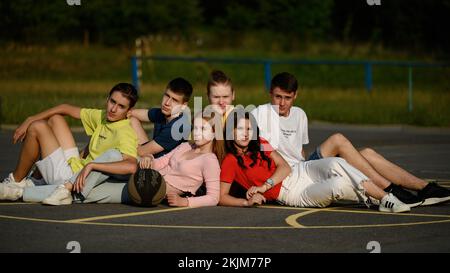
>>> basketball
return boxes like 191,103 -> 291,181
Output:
127,167 -> 166,207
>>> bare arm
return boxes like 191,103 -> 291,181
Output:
138,140 -> 164,157
219,182 -> 250,207
73,154 -> 138,193
28,104 -> 81,122
302,149 -> 306,160
14,104 -> 81,144
128,108 -> 150,122
219,182 -> 266,207
246,151 -> 291,198
267,151 -> 291,186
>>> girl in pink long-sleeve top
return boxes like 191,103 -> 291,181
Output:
139,113 -> 225,207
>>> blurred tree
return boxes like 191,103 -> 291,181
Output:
331,0 -> 450,54
0,0 -> 448,55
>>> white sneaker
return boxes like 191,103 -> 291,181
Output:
379,193 -> 411,213
2,173 -> 35,188
0,183 -> 24,201
364,196 -> 380,207
42,185 -> 73,206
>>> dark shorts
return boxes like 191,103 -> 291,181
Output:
307,146 -> 323,161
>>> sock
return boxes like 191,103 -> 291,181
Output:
384,184 -> 394,192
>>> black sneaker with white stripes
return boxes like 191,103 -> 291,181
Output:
379,193 -> 410,213
385,184 -> 423,208
418,182 -> 450,206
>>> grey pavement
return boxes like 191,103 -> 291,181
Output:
1,123 -> 450,253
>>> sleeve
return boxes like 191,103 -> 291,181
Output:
147,108 -> 159,123
80,108 -> 102,136
187,155 -> 221,207
153,122 -> 185,152
220,155 -> 237,184
152,143 -> 190,175
118,128 -> 138,159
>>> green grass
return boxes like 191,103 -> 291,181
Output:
1,43 -> 449,127
2,81 -> 449,127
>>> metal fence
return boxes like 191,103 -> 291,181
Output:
131,55 -> 449,112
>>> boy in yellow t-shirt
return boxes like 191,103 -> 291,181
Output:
0,83 -> 139,205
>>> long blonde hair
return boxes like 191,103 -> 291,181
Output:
192,110 -> 226,164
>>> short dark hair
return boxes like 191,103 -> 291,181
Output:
270,72 -> 298,93
109,83 -> 139,108
167,77 -> 193,102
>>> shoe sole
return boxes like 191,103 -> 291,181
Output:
0,186 -> 23,201
421,196 -> 450,206
379,206 -> 411,213
406,201 -> 423,208
42,197 -> 72,206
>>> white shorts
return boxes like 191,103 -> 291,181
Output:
35,147 -> 79,185
277,158 -> 369,208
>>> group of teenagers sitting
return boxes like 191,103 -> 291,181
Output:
1,71 -> 449,213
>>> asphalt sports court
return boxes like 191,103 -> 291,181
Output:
1,123 -> 450,253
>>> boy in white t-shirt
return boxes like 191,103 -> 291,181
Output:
251,72 -> 450,207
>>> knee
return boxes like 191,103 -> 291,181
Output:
329,133 -> 350,146
28,120 -> 49,134
322,133 -> 351,155
360,147 -> 376,158
47,114 -> 65,127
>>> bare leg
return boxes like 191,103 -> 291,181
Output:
361,180 -> 386,200
12,120 -> 61,182
28,115 -> 77,181
319,133 -> 392,189
47,115 -> 77,151
130,117 -> 149,145
360,148 -> 427,191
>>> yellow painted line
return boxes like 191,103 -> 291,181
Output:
65,207 -> 192,223
275,205 -> 450,229
1,204 -> 450,230
70,221 -> 293,230
0,202 -> 38,206
262,204 -> 450,218
298,219 -> 450,229
318,208 -> 450,218
2,213 -> 449,230
0,214 -> 291,229
0,214 -> 67,224
285,208 -> 334,228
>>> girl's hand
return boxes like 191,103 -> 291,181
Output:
247,193 -> 266,206
13,119 -> 33,144
246,185 -> 268,199
167,192 -> 188,207
139,155 -> 154,169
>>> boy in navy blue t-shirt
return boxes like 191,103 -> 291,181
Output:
129,77 -> 193,160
